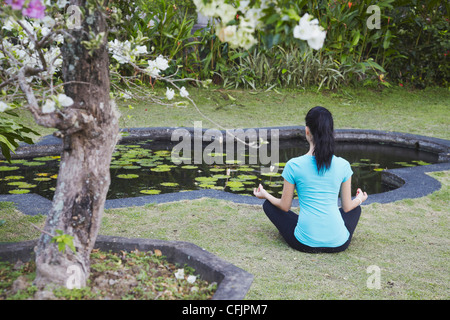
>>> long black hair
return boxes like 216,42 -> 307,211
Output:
305,106 -> 335,174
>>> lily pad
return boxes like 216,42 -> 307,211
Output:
198,184 -> 223,190
36,173 -> 50,177
140,189 -> 161,195
151,166 -> 172,172
8,159 -> 27,164
274,162 -> 286,167
8,189 -> 30,194
153,150 -> 172,157
225,160 -> 242,165
411,160 -> 431,166
160,182 -> 179,187
267,183 -> 283,188
226,181 -> 244,188
181,165 -> 198,170
22,161 -> 45,167
7,182 -> 36,188
195,177 -> 218,184
394,161 -> 416,167
351,162 -> 369,167
33,156 -> 59,161
116,174 -> 139,179
212,174 -> 231,179
207,152 -> 226,157
237,174 -> 258,180
122,165 -> 141,170
4,176 -> 25,180
34,177 -> 52,181
0,166 -> 19,171
261,172 -> 281,177
236,166 -> 254,172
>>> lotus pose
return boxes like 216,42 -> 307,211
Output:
254,106 -> 368,253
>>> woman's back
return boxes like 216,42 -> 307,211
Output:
282,154 -> 352,247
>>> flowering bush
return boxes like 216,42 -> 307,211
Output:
194,0 -> 326,51
6,0 -> 46,19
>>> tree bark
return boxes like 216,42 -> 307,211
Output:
34,1 -> 119,289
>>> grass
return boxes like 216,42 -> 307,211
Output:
1,85 -> 449,299
0,170 -> 448,299
7,86 -> 450,140
122,86 -> 450,139
98,170 -> 449,300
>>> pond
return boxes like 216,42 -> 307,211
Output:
0,138 -> 438,200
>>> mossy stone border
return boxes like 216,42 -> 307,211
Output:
0,235 -> 254,300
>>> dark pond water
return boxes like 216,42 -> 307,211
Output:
0,138 -> 438,200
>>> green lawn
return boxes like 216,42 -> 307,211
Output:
9,86 -> 450,140
1,170 -> 448,299
1,86 -> 449,299
115,86 -> 450,139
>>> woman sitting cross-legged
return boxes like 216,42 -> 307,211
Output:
253,106 -> 368,253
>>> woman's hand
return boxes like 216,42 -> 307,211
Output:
355,188 -> 368,204
253,184 -> 268,199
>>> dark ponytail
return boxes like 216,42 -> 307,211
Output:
305,106 -> 335,174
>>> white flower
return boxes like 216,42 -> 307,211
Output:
155,55 -> 169,71
133,45 -> 147,56
57,94 -> 74,107
217,3 -> 237,23
166,87 -> 175,100
293,13 -> 326,50
0,101 -> 11,112
293,14 -> 315,40
238,0 -> 250,12
2,17 -> 17,31
108,39 -> 133,64
187,275 -> 197,284
218,25 -> 237,43
306,31 -> 326,50
179,86 -> 189,98
145,60 -> 160,78
174,269 -> 184,280
41,16 -> 56,28
42,99 -> 56,113
57,0 -> 69,8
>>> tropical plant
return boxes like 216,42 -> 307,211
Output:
386,0 -> 450,87
0,110 -> 39,162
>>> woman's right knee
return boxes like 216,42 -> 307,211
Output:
262,199 -> 274,213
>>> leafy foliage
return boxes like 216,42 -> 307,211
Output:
51,230 -> 76,254
386,0 -> 450,87
0,111 -> 39,162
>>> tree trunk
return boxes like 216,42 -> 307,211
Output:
34,2 -> 119,289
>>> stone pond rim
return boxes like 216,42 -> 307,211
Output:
5,125 -> 449,162
1,126 -> 449,209
0,235 -> 254,300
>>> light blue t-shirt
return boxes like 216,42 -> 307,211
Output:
282,155 -> 353,247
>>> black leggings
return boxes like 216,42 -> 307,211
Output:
263,200 -> 361,253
